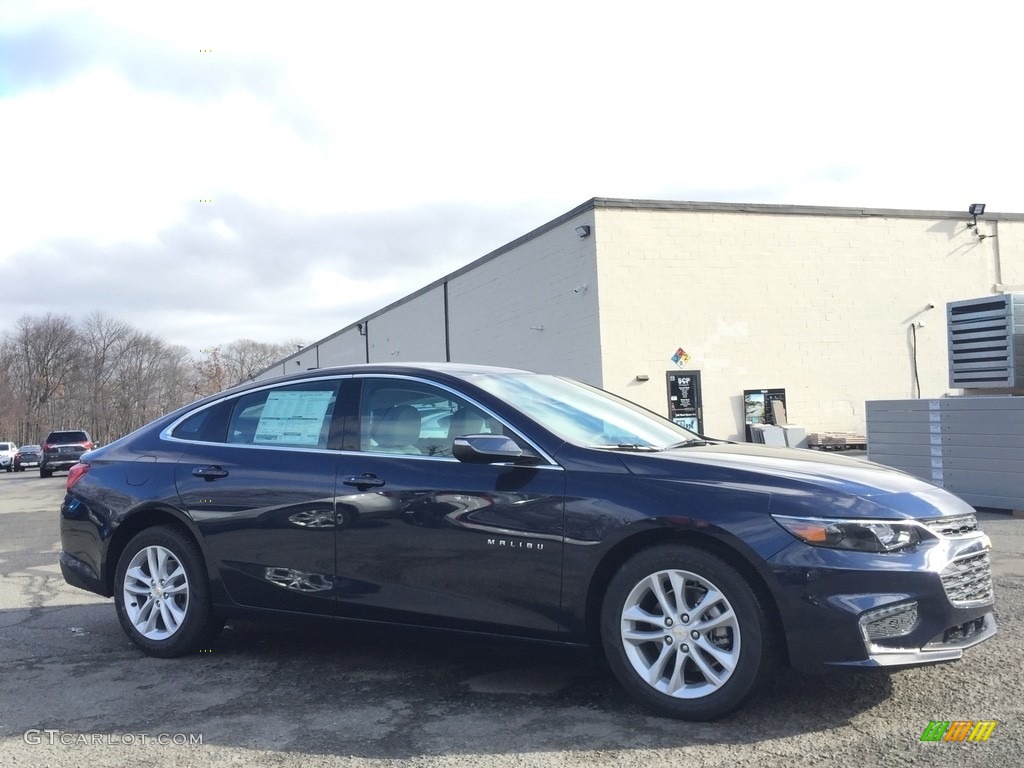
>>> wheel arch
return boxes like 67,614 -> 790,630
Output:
104,506 -> 203,595
584,528 -> 789,666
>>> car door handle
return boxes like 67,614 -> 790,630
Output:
342,474 -> 385,490
192,466 -> 229,481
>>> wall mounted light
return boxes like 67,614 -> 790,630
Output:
635,374 -> 650,382
575,225 -> 591,238
967,203 -> 995,240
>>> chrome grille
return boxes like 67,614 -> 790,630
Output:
940,552 -> 994,606
924,514 -> 979,538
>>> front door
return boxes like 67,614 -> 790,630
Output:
331,375 -> 567,635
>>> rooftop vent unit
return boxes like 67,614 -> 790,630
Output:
947,294 -> 1024,389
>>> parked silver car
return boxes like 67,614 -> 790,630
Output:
0,441 -> 18,472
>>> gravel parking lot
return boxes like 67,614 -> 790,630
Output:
1,470 -> 1021,767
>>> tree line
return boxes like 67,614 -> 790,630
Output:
0,313 -> 298,446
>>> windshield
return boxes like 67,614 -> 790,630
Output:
469,373 -> 702,449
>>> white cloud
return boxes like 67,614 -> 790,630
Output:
3,0 -> 1024,352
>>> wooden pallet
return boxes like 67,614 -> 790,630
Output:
807,432 -> 868,450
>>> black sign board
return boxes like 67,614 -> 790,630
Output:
666,370 -> 703,434
743,388 -> 787,441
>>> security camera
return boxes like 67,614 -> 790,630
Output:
926,303 -> 935,310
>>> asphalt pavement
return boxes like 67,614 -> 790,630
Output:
0,470 -> 1021,767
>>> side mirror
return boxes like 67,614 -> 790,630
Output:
452,435 -> 541,465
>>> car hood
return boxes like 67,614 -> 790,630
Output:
616,443 -> 974,519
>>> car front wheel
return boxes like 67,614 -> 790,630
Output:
600,544 -> 770,720
114,526 -> 221,657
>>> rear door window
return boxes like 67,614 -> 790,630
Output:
227,381 -> 340,449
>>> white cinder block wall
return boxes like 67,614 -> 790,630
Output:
366,287 -> 447,363
316,329 -> 366,368
595,204 -> 1020,440
447,217 -> 602,383
253,200 -> 1024,445
255,211 -> 603,383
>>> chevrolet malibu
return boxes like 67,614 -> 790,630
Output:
59,364 -> 996,720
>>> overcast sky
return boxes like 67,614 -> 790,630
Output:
2,0 -> 1022,353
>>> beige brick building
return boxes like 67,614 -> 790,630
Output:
257,198 -> 1024,441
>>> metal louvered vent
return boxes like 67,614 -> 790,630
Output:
947,294 -> 1024,389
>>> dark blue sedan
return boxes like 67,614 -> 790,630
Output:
59,364 -> 996,720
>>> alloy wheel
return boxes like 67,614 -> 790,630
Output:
122,545 -> 191,640
620,568 -> 741,699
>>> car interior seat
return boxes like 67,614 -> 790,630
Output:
372,404 -> 423,454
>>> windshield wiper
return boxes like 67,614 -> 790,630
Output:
589,443 -> 660,452
660,439 -> 708,450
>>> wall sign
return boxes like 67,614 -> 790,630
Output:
743,388 -> 787,442
666,370 -> 703,434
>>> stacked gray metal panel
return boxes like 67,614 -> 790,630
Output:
947,294 -> 1024,389
867,397 -> 1024,511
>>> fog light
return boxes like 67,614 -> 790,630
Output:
859,602 -> 919,641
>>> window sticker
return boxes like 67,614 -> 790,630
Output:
254,390 -> 333,446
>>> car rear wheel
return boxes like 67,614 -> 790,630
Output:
600,544 -> 769,720
114,526 -> 222,657
40,467 -> 52,478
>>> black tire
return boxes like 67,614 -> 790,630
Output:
40,467 -> 52,478
114,526 -> 222,657
600,544 -> 769,721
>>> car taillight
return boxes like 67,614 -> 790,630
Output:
83,441 -> 94,450
66,463 -> 90,490
43,443 -> 54,452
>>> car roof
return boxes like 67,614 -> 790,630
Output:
239,362 -> 534,390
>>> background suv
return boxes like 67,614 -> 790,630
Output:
40,430 -> 93,478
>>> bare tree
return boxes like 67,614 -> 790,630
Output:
0,343 -> 23,442
0,313 -> 301,446
192,346 -> 228,399
222,339 -> 297,385
79,312 -> 134,443
6,314 -> 81,442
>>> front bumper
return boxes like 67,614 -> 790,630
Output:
768,527 -> 996,671
840,611 -> 996,667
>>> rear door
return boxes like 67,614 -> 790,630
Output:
172,378 -> 343,615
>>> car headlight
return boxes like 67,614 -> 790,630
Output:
772,514 -> 921,553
